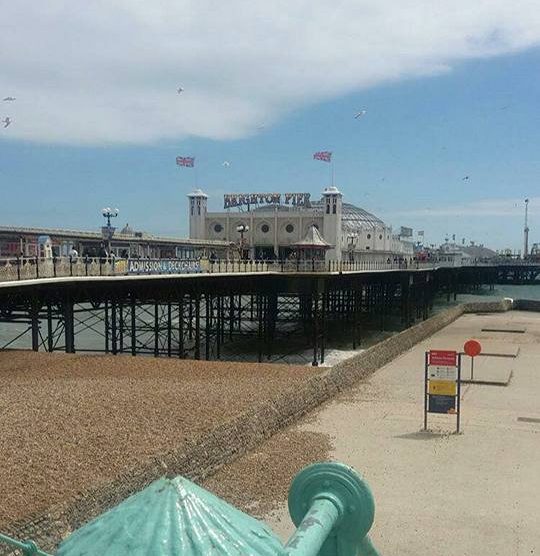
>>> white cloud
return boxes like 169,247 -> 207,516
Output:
1,1 -> 540,144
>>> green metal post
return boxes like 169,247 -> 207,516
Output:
286,497 -> 340,555
286,462 -> 380,556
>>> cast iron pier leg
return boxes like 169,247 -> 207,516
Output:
64,300 -> 75,353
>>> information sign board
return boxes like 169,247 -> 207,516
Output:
127,259 -> 202,275
428,380 -> 457,397
428,366 -> 458,381
428,395 -> 456,414
428,350 -> 457,366
424,350 -> 461,432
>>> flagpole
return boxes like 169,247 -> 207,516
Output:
331,157 -> 335,186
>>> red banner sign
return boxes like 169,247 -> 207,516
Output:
429,350 -> 457,367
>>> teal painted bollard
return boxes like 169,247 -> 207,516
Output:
285,462 -> 379,556
0,461 -> 380,555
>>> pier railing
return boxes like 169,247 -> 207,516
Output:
0,255 -> 499,283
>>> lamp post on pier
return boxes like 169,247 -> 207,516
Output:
524,198 -> 530,259
236,223 -> 249,260
101,207 -> 119,256
347,233 -> 358,263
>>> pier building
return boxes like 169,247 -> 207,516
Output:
188,187 -> 413,262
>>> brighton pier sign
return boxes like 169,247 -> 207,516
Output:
224,192 -> 311,209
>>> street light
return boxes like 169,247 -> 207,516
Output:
347,233 -> 358,262
236,223 -> 249,260
524,198 -> 530,259
101,207 -> 119,255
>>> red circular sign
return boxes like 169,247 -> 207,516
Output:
464,339 -> 482,357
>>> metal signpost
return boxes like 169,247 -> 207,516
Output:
424,349 -> 462,433
464,339 -> 482,380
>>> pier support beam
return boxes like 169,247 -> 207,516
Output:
63,300 -> 75,353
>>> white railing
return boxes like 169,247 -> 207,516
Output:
0,256 -> 127,282
0,255 -> 520,283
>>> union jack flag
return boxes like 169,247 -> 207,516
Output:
176,156 -> 195,167
313,151 -> 332,163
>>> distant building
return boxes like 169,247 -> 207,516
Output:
439,241 -> 497,261
187,186 -> 413,261
0,225 -> 229,259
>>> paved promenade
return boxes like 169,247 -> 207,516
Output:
210,310 -> 540,555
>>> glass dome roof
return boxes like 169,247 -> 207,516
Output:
341,202 -> 385,231
249,198 -> 386,230
309,201 -> 385,231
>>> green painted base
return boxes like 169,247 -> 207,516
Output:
288,461 -> 375,545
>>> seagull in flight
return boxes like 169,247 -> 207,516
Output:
177,86 -> 184,94
2,97 -> 16,102
462,175 -> 470,181
2,117 -> 12,128
354,110 -> 367,119
256,124 -> 265,130
222,161 -> 231,167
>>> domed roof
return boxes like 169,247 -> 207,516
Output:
187,188 -> 208,198
120,223 -> 134,235
322,186 -> 342,195
57,476 -> 284,556
341,203 -> 385,231
310,200 -> 385,230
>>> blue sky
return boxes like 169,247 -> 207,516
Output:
1,2 -> 540,250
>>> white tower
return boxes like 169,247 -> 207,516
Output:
187,189 -> 208,239
322,186 -> 343,261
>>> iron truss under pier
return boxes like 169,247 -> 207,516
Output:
0,266 -> 508,365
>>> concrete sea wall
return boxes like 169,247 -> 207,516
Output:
0,298 -> 521,552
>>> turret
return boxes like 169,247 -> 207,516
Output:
322,186 -> 343,261
187,189 -> 208,239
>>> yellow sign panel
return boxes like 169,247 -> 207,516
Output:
428,380 -> 457,396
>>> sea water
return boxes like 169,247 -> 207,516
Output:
1,284 -> 539,353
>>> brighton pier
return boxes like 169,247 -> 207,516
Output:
1,258 -> 538,365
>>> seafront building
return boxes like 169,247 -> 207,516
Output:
188,186 -> 414,262
1,187 -> 468,263
0,225 -> 228,259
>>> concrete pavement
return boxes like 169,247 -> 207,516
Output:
219,310 -> 540,555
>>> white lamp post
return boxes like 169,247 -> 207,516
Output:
101,207 -> 119,255
236,224 -> 249,260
